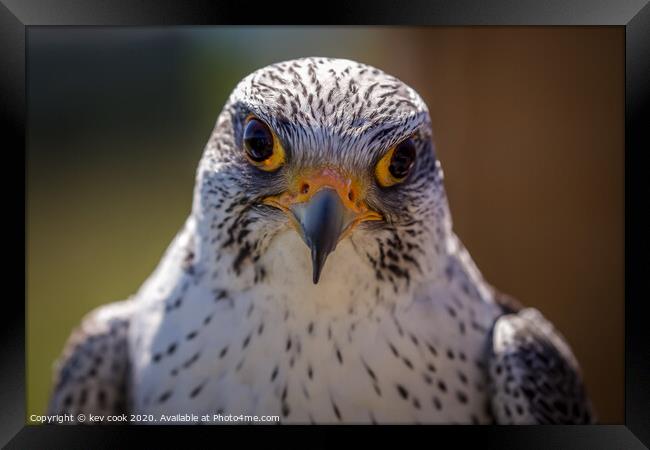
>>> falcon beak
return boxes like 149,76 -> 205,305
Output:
291,189 -> 350,283
262,167 -> 382,284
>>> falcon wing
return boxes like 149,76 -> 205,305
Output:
47,300 -> 134,416
488,307 -> 595,424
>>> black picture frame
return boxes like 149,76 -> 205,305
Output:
2,1 -> 648,448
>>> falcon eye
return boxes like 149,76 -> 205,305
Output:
375,137 -> 417,187
243,117 -> 285,171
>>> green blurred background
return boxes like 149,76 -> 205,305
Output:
27,27 -> 623,422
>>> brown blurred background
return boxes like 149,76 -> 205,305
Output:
27,27 -> 623,422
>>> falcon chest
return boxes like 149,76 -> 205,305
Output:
131,230 -> 500,424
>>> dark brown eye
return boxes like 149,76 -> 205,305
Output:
243,118 -> 274,162
388,138 -> 416,179
375,137 -> 416,187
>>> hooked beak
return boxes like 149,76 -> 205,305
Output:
263,168 -> 382,284
291,189 -> 352,283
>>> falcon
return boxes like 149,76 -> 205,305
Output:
48,57 -> 594,424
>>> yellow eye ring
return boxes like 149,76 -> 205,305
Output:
375,137 -> 417,187
243,116 -> 286,171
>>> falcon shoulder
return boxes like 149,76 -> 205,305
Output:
47,300 -> 134,417
488,306 -> 595,424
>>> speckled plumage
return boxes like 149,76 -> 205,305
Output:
48,57 -> 594,424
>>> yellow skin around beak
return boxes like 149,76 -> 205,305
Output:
262,166 -> 383,283
262,166 -> 382,240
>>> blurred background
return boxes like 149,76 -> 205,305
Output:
27,27 -> 623,422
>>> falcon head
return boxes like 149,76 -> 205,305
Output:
196,57 -> 451,289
